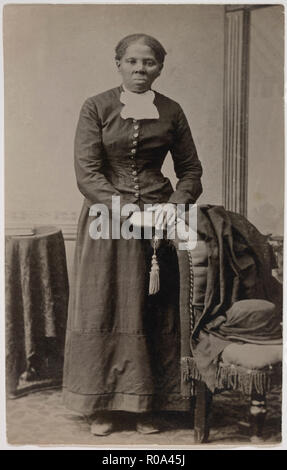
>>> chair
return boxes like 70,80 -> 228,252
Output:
193,346 -> 282,443
179,237 -> 283,443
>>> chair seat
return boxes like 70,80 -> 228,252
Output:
222,343 -> 282,369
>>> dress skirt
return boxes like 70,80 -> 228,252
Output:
63,202 -> 190,415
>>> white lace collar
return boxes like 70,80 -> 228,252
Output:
119,85 -> 159,120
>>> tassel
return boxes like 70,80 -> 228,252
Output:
149,237 -> 160,295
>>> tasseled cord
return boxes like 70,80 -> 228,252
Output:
149,236 -> 160,295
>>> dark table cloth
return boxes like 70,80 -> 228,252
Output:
5,226 -> 69,398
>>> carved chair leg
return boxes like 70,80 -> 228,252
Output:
194,381 -> 213,443
249,390 -> 267,442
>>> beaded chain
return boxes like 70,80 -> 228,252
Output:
187,250 -> 195,335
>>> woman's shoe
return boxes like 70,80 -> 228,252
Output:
90,413 -> 114,436
136,414 -> 160,434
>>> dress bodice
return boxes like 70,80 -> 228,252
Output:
74,86 -> 203,211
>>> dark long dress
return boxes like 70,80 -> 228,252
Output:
63,86 -> 203,414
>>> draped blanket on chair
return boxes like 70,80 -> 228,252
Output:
176,205 -> 282,396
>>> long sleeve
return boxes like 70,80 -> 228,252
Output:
74,98 -> 121,211
168,104 -> 203,205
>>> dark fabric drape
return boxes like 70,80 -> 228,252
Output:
177,205 -> 282,393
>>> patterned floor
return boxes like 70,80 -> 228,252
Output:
6,386 -> 282,447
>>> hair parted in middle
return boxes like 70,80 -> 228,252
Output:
115,34 -> 167,64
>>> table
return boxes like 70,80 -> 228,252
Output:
5,226 -> 69,398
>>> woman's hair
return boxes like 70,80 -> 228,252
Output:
115,34 -> 167,64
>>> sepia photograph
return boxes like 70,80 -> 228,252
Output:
2,2 -> 284,448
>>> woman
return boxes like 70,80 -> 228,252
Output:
63,33 -> 203,436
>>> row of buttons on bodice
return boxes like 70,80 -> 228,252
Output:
130,119 -> 140,198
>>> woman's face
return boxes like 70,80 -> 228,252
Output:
116,43 -> 163,93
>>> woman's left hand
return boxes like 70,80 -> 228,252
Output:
146,203 -> 177,232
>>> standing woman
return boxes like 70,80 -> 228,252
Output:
63,34 -> 203,436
